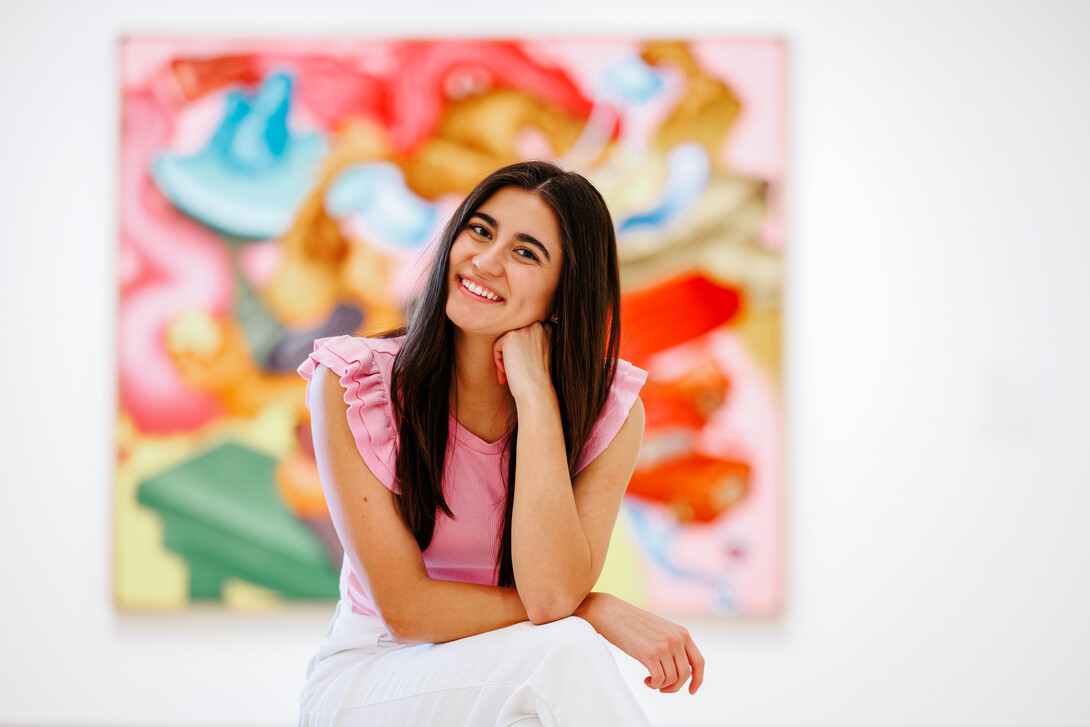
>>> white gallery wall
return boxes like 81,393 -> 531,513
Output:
2,1 -> 1088,725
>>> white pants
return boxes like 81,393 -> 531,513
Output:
300,602 -> 652,726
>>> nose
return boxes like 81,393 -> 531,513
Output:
472,245 -> 504,277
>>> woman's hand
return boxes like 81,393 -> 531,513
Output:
576,592 -> 705,695
493,320 -> 554,401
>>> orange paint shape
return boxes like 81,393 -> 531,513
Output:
628,453 -> 750,523
171,56 -> 263,100
641,359 -> 730,433
276,451 -> 329,519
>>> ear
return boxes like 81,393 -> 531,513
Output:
548,289 -> 561,323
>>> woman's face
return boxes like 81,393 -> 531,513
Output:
445,186 -> 563,338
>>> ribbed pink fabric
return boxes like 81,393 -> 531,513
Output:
298,335 -> 647,617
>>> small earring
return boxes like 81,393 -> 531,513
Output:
551,314 -> 559,324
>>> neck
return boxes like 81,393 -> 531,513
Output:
451,330 -> 515,424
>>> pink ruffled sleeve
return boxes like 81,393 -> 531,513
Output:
574,359 -> 648,475
297,335 -> 402,494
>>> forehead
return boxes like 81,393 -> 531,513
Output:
474,187 -> 561,246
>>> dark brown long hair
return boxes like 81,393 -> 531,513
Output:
388,160 -> 621,588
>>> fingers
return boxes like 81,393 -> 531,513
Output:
649,631 -> 702,695
492,346 -> 507,386
659,654 -> 691,694
686,638 -> 705,695
661,655 -> 679,689
598,600 -> 704,698
645,635 -> 681,691
493,322 -> 551,394
643,660 -> 667,690
512,320 -> 552,343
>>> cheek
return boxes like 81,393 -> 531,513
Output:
531,275 -> 561,313
447,237 -> 470,266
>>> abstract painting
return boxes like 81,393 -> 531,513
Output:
116,37 -> 785,614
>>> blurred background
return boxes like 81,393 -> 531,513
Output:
2,1 -> 1088,726
111,35 -> 787,618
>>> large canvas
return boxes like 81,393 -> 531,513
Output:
116,37 -> 785,615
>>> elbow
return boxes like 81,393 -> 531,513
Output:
371,575 -> 437,643
381,612 -> 416,643
380,609 -> 429,644
374,598 -> 426,644
523,592 -> 583,626
527,606 -> 571,626
518,571 -> 594,625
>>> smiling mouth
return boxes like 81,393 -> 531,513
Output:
459,277 -> 504,302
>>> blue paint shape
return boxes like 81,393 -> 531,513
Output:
624,500 -> 737,612
601,56 -> 664,105
151,72 -> 327,239
325,163 -> 436,248
618,143 -> 710,233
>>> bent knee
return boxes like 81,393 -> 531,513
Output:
512,618 -> 622,690
529,617 -> 608,660
539,616 -> 597,640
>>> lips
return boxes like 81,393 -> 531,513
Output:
458,276 -> 504,302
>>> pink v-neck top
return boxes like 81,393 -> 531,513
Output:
298,335 -> 647,617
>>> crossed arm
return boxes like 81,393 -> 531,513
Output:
309,355 -> 704,694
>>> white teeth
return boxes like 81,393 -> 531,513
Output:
461,278 -> 500,301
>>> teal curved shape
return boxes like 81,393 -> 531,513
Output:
151,72 -> 328,239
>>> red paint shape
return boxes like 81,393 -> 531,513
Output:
387,41 -> 597,154
620,274 -> 741,365
269,55 -> 390,131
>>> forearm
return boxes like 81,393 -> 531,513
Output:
381,576 -> 528,644
511,388 -> 594,622
573,590 -> 615,630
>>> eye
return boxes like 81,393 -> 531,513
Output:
467,223 -> 491,239
515,247 -> 540,262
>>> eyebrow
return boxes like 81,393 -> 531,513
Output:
472,211 -> 552,262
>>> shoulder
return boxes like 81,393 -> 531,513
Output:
602,358 -> 648,432
604,394 -> 645,461
574,358 -> 648,474
297,335 -> 404,388
611,358 -> 648,400
621,394 -> 645,433
299,335 -> 404,492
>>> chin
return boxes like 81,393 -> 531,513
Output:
446,306 -> 493,336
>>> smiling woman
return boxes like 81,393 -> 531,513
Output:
445,186 -> 563,338
297,161 -> 703,726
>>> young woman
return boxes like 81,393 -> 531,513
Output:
297,161 -> 704,725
